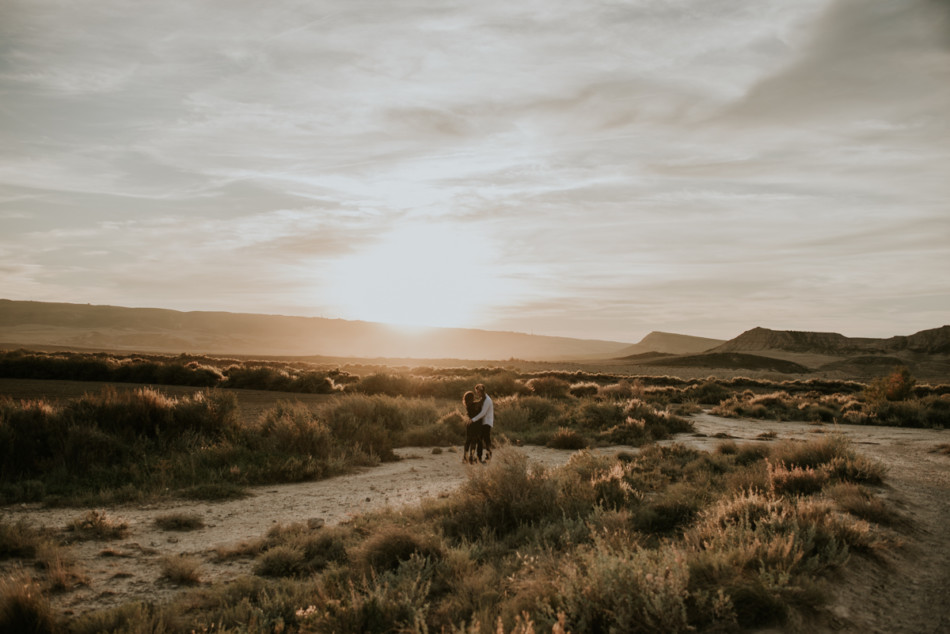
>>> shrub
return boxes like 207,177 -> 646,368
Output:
865,366 -> 916,402
0,519 -> 47,559
598,380 -> 641,401
439,451 -> 560,539
554,542 -> 696,633
160,555 -> 202,585
255,546 -> 305,578
154,513 -> 205,531
569,402 -> 626,431
826,483 -> 901,526
65,510 -> 129,541
494,397 -> 564,432
767,460 -> 828,496
257,402 -> 332,458
683,381 -> 733,405
357,526 -> 443,573
296,562 -> 431,633
546,428 -> 588,450
634,482 -> 705,534
525,377 -> 571,399
0,573 -> 56,634
568,382 -> 600,398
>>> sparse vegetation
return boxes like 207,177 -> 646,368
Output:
65,510 -> 130,541
154,513 -> 205,531
160,555 -> 203,586
0,354 -> 939,632
14,435 -> 892,633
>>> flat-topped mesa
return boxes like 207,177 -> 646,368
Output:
713,325 -> 950,356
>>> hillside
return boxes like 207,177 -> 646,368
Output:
0,299 -> 631,361
643,352 -> 811,373
613,331 -> 725,357
713,326 -> 950,356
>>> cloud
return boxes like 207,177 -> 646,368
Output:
0,0 -> 948,340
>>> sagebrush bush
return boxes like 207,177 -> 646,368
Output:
160,555 -> 202,585
568,382 -> 600,398
554,541 -> 698,633
546,428 -> 588,450
438,451 -> 561,540
494,396 -> 565,432
525,377 -> 571,399
154,513 -> 205,531
65,510 -> 129,541
597,380 -> 641,401
357,526 -> 443,573
826,482 -> 900,526
569,401 -> 626,430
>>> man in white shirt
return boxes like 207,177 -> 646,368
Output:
470,383 -> 494,462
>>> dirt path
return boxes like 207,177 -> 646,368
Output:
0,444 -> 624,618
685,413 -> 950,634
2,413 -> 948,631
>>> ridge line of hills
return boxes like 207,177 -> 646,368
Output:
1,300 -> 948,379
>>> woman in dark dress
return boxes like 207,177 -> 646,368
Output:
462,390 -> 482,464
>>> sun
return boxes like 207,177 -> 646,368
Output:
325,222 -> 499,329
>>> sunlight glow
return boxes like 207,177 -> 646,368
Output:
325,222 -> 502,329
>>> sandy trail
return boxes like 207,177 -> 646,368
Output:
2,415 -> 948,632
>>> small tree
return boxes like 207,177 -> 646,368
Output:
866,366 -> 916,402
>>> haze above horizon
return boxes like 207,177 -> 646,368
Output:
1,0 -> 948,343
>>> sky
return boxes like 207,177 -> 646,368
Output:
1,0 -> 949,344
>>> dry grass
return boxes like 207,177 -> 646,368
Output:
159,555 -> 202,586
0,572 -> 57,634
153,512 -> 205,531
65,510 -> 130,541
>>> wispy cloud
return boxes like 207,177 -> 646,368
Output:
1,0 -> 947,340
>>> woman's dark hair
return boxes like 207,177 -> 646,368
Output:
463,391 -> 475,406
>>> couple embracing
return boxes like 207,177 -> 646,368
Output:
462,383 -> 493,464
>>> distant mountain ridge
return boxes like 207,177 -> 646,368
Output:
0,299 -> 632,361
713,326 -> 950,356
614,331 -> 725,357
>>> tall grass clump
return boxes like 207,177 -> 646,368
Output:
2,388 -> 452,504
319,395 -> 440,460
0,573 -> 57,634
